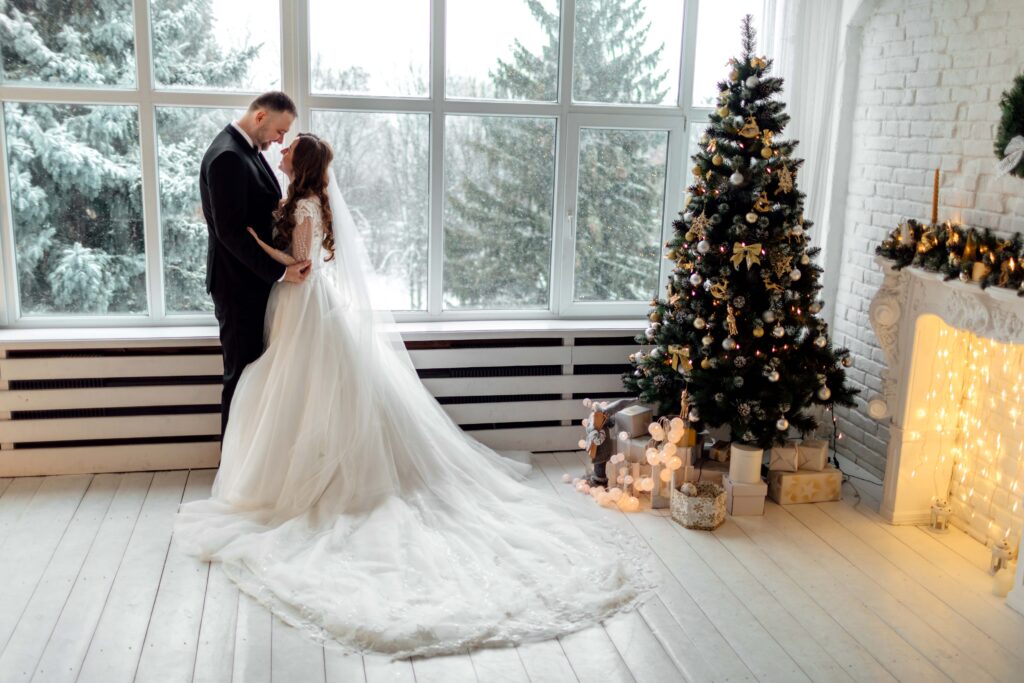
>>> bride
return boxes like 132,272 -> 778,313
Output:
174,133 -> 655,659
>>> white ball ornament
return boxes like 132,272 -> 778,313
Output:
777,418 -> 790,431
702,335 -> 714,346
818,386 -> 832,400
723,337 -> 737,351
767,370 -> 780,382
772,325 -> 785,338
801,254 -> 810,265
745,75 -> 759,88
694,317 -> 707,330
697,240 -> 711,254
746,212 -> 758,223
730,171 -> 744,185
762,310 -> 776,323
814,335 -> 827,348
688,408 -> 700,422
648,422 -> 666,441
689,273 -> 703,286
790,268 -> 802,281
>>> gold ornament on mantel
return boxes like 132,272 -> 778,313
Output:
777,163 -> 794,193
738,116 -> 761,138
999,256 -> 1017,287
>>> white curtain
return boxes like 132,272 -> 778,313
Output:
768,0 -> 871,319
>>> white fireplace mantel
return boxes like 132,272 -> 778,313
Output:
868,255 -> 1024,614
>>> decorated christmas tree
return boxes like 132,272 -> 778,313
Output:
623,16 -> 857,449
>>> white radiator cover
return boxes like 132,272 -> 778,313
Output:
0,324 -> 647,477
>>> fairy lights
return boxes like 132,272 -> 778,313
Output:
912,320 -> 1024,551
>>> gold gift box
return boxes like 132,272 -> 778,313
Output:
767,465 -> 842,505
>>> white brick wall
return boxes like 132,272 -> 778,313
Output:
833,0 -> 1024,478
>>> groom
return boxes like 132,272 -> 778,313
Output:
200,91 -> 311,436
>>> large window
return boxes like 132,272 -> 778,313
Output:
0,0 -> 771,326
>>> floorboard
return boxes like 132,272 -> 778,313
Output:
0,458 -> 1018,683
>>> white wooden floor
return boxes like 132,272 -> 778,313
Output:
0,452 -> 1022,683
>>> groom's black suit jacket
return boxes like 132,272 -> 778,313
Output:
200,125 -> 286,299
199,125 -> 287,434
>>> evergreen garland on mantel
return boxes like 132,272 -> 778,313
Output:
876,220 -> 1024,293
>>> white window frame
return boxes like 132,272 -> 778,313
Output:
0,0 -> 774,329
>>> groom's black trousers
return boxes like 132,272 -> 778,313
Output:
212,292 -> 268,437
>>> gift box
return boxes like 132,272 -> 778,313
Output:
613,404 -> 652,439
671,482 -> 726,530
681,459 -> 729,485
728,444 -> 763,484
650,465 -> 672,509
723,475 -> 767,516
798,440 -> 828,471
767,466 -> 842,505
768,443 -> 799,472
616,433 -> 652,463
709,440 -> 731,463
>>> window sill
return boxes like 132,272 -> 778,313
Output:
0,319 -> 647,348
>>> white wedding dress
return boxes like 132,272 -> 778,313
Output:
174,184 -> 655,659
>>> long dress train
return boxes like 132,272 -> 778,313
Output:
174,195 -> 656,659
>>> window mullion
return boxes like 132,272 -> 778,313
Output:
427,0 -> 446,316
133,0 -> 165,322
285,0 -> 310,133
551,0 -> 577,319
0,104 -> 17,325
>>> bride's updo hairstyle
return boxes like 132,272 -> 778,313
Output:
274,133 -> 336,261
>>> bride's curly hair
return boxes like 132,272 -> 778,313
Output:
273,133 -> 336,261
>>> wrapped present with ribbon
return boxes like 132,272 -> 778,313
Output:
769,443 -> 799,472
798,439 -> 829,471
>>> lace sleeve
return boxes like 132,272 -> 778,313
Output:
292,199 -> 318,261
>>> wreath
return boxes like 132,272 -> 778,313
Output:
995,72 -> 1024,179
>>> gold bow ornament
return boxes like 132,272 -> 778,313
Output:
731,242 -> 763,270
667,345 -> 691,372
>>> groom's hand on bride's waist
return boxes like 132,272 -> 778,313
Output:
283,260 -> 312,283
